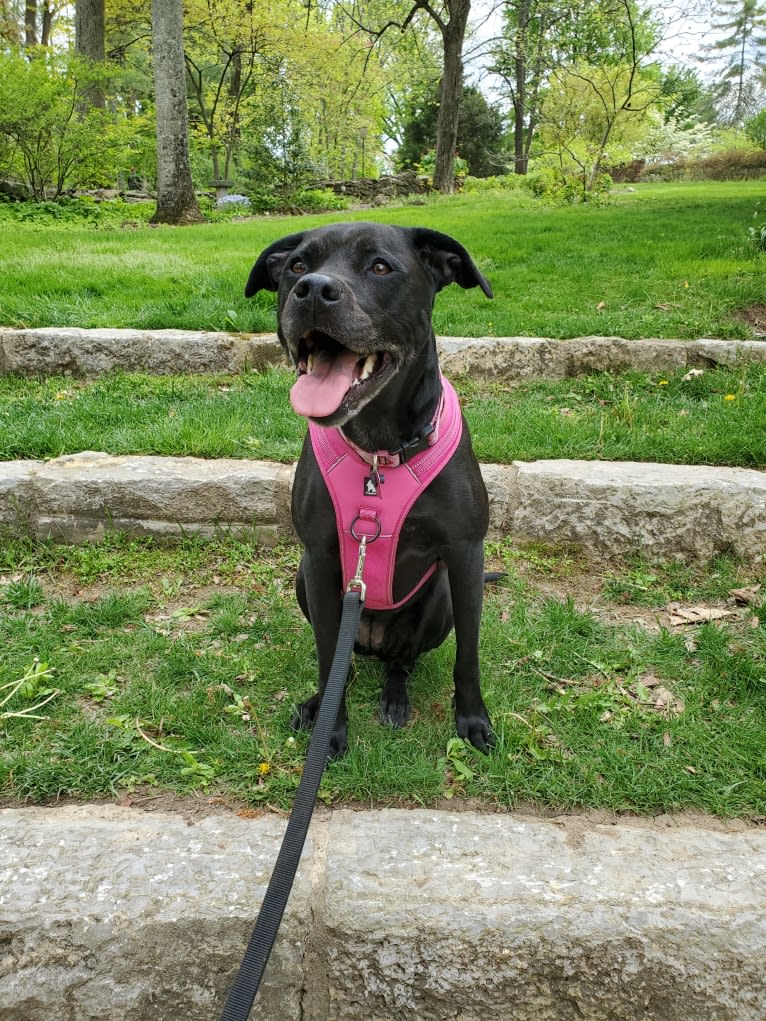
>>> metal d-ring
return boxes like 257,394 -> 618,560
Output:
350,513 -> 381,543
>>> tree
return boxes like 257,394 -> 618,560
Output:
529,0 -> 675,195
183,0 -> 271,185
346,0 -> 475,192
150,0 -> 202,223
0,51 -> 131,198
700,0 -> 766,125
397,82 -> 506,175
491,0 -> 569,174
75,0 -> 106,108
22,0 -> 56,48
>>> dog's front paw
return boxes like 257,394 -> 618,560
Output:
379,665 -> 411,729
379,691 -> 410,729
291,694 -> 348,759
456,712 -> 495,753
291,693 -> 321,731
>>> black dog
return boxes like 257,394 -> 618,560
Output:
246,222 -> 494,758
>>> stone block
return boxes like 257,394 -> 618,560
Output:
29,453 -> 294,544
317,809 -> 766,1021
0,460 -> 42,528
511,460 -> 766,560
0,806 -> 311,1021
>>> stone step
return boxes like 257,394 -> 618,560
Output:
1,804 -> 764,1020
1,452 -> 764,561
1,326 -> 765,380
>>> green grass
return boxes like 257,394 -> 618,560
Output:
2,363 -> 765,467
1,534 -> 763,815
1,181 -> 764,339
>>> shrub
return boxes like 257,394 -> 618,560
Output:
642,149 -> 766,182
744,110 -> 766,151
0,196 -> 154,227
0,51 -> 137,200
292,188 -> 349,213
522,165 -> 612,203
462,175 -> 524,194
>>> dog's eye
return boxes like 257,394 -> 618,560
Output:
371,260 -> 392,276
290,259 -> 306,275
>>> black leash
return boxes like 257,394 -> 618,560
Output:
218,566 -> 366,1021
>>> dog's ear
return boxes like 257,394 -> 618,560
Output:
245,232 -> 306,297
408,228 -> 493,299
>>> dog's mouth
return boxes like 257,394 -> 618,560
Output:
290,330 -> 395,422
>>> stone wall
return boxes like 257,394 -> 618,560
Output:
314,170 -> 431,204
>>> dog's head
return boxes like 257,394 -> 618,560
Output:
245,222 -> 491,427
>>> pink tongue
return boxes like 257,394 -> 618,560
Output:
290,348 -> 363,418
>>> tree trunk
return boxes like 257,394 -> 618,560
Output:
75,0 -> 106,109
24,0 -> 38,46
40,0 -> 53,45
433,0 -> 470,193
150,0 -> 203,224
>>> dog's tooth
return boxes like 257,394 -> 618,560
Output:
360,354 -> 376,381
307,353 -> 314,374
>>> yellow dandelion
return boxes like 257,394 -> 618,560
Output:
257,762 -> 271,777
724,394 -> 736,401
658,380 -> 669,386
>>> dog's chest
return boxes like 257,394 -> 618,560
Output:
307,378 -> 463,611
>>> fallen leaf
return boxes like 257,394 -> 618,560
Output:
668,604 -> 733,626
663,732 -> 672,747
682,369 -> 704,381
637,672 -> 661,688
684,765 -> 697,774
596,300 -> 606,311
728,584 -> 761,606
653,686 -> 685,716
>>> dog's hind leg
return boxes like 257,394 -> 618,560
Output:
379,663 -> 412,729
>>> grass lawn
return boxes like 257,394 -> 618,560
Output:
2,181 -> 764,819
2,363 -> 765,467
0,181 -> 764,340
1,534 -> 764,816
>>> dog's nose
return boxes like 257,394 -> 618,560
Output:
293,273 -> 342,306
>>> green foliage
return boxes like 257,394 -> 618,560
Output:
0,196 -> 154,227
744,108 -> 766,148
644,147 -> 766,181
701,0 -> 766,125
397,84 -> 508,178
292,189 -> 349,213
461,175 -> 527,194
0,51 -> 139,200
747,208 -> 766,250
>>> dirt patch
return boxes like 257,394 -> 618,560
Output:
3,790 -> 763,831
736,304 -> 766,338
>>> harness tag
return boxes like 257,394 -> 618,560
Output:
363,455 -> 384,498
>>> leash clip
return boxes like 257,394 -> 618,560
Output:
347,535 -> 367,601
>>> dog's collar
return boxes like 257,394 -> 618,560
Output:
339,392 -> 445,468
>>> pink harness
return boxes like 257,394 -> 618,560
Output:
308,377 -> 463,610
